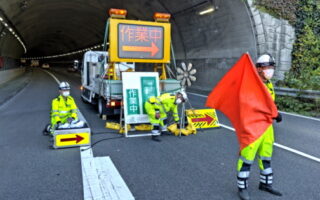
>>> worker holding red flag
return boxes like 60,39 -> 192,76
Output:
206,53 -> 282,200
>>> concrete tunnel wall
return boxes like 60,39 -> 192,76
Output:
0,0 -> 257,91
171,0 -> 257,92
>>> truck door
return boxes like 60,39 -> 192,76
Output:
86,62 -> 91,86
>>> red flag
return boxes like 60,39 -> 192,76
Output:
206,53 -> 278,150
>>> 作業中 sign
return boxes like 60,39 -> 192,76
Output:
109,19 -> 171,63
122,72 -> 159,124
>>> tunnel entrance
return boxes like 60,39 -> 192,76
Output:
0,0 -> 256,91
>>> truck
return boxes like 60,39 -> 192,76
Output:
80,9 -> 181,119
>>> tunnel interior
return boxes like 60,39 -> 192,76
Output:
0,0 -> 256,91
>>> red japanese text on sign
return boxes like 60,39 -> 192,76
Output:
120,25 -> 162,43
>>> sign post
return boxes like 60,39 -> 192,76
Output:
122,72 -> 160,137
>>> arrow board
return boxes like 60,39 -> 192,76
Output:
186,109 -> 220,129
53,128 -> 91,149
109,18 -> 171,63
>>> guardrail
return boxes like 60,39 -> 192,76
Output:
275,87 -> 320,99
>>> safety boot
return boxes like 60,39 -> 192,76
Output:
151,135 -> 161,142
259,172 -> 282,196
151,126 -> 161,142
259,183 -> 282,196
237,171 -> 250,200
238,188 -> 250,200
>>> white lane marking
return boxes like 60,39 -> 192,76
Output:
187,92 -> 320,121
187,92 -> 208,98
279,111 -> 320,122
219,124 -> 235,131
42,70 -> 60,84
81,148 -> 135,200
46,71 -> 134,200
190,92 -> 320,162
95,157 -> 135,200
219,123 -> 320,163
273,143 -> 320,163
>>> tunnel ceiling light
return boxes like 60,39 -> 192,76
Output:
199,7 -> 215,15
153,12 -> 171,22
22,42 -> 104,60
0,15 -> 27,53
109,8 -> 127,19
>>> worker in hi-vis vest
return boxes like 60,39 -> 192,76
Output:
237,54 -> 282,200
44,82 -> 84,135
145,91 -> 188,141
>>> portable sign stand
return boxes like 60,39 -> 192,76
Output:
121,72 -> 160,137
178,102 -> 187,137
53,111 -> 91,149
185,108 -> 220,129
53,128 -> 91,149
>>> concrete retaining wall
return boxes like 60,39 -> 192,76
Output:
0,67 -> 26,85
246,0 -> 295,80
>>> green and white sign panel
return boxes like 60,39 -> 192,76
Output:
122,72 -> 160,124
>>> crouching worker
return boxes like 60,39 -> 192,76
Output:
44,82 -> 84,135
144,91 -> 188,142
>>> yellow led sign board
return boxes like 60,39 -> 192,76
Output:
109,18 -> 171,63
54,132 -> 90,148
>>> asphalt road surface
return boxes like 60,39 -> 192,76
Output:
0,68 -> 319,200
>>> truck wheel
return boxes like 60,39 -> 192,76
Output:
81,95 -> 88,104
98,98 -> 107,119
81,89 -> 89,104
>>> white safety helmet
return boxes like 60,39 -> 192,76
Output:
256,53 -> 276,68
59,81 -> 70,90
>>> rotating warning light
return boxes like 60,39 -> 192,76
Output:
109,8 -> 127,18
153,12 -> 171,22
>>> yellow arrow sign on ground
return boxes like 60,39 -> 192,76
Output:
186,109 -> 220,129
55,132 -> 90,148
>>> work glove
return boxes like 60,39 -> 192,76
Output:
155,111 -> 160,119
67,117 -> 74,124
274,113 -> 282,123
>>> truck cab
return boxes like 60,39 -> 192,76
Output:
81,51 -> 136,118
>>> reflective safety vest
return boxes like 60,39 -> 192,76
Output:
146,93 -> 179,122
265,80 -> 275,101
51,95 -> 78,124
